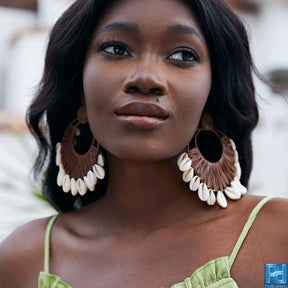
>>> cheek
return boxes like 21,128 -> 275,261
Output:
175,71 -> 211,135
83,60 -> 124,110
82,63 -> 110,140
83,63 -> 106,108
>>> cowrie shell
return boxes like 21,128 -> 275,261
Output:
179,157 -> 192,172
93,164 -> 105,180
177,153 -> 188,167
77,179 -> 87,196
230,139 -> 236,151
97,153 -> 105,167
234,151 -> 239,163
84,171 -> 97,191
189,176 -> 200,191
71,178 -> 78,196
217,191 -> 227,208
88,170 -> 97,186
182,167 -> 194,183
207,190 -> 216,205
56,151 -> 61,167
56,142 -> 61,153
198,183 -> 209,201
55,144 -> 62,166
84,176 -> 95,192
63,175 -> 71,193
57,169 -> 65,187
231,180 -> 247,195
225,186 -> 241,200
239,184 -> 247,195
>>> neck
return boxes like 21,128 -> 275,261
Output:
95,154 -> 212,231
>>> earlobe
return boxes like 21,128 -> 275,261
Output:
200,112 -> 214,129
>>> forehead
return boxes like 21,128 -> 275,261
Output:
96,0 -> 202,34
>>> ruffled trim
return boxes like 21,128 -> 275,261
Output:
38,272 -> 73,288
38,257 -> 238,288
170,257 -> 238,288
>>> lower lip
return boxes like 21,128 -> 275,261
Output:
115,115 -> 166,129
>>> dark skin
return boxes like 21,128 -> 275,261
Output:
0,0 -> 288,287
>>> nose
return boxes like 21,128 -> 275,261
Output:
122,55 -> 168,96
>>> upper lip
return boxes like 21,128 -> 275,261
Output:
115,102 -> 169,119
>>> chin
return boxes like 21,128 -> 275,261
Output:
106,147 -> 178,163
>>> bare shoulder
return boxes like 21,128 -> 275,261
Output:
261,196 -> 288,216
0,216 -> 52,288
228,196 -> 288,286
243,195 -> 288,257
243,195 -> 288,223
258,196 -> 288,245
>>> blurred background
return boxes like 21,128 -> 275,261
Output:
0,0 -> 287,242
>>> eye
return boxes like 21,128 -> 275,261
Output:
168,49 -> 199,62
101,43 -> 131,57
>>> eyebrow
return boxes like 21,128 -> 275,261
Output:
167,24 -> 205,44
95,22 -> 205,44
95,22 -> 140,36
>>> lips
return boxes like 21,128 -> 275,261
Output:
115,102 -> 169,119
114,102 -> 169,129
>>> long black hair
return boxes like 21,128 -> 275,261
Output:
27,0 -> 259,212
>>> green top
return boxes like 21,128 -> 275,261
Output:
38,196 -> 275,288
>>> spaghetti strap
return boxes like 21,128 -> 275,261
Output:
44,215 -> 59,274
228,196 -> 276,268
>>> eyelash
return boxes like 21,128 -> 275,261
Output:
97,40 -> 200,64
98,40 -> 132,57
168,48 -> 200,63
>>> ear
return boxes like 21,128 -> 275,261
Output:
200,113 -> 214,130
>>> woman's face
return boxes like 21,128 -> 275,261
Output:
83,0 -> 211,162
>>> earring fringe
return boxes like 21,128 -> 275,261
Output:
56,142 -> 105,196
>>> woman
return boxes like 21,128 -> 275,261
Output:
0,0 -> 287,287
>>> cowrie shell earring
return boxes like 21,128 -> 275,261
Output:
56,107 -> 105,196
178,115 -> 246,208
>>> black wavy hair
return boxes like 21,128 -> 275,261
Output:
26,0 -> 259,212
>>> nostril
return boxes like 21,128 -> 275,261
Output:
125,86 -> 140,93
124,86 -> 164,95
149,88 -> 163,95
